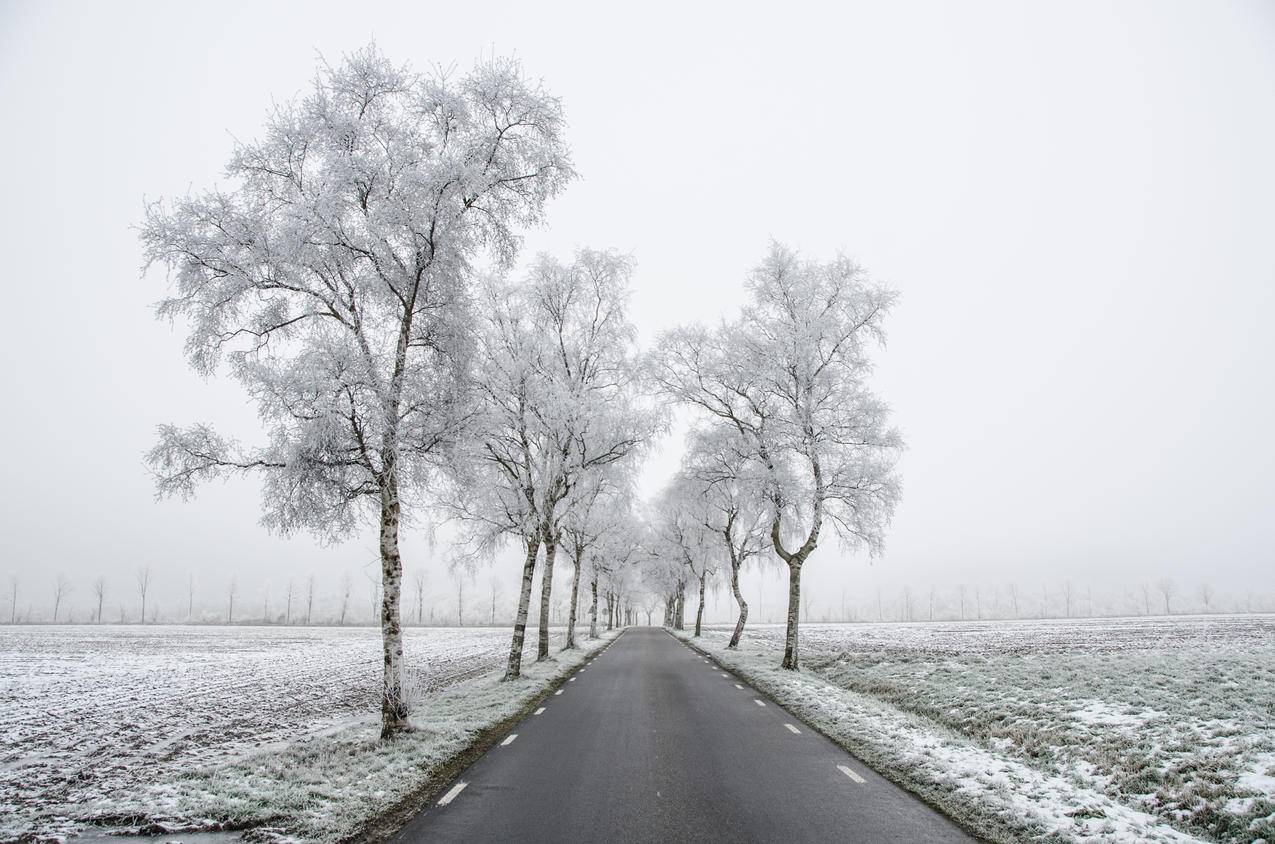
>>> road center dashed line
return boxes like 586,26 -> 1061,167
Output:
554,689 -> 563,696
838,764 -> 866,784
534,707 -> 545,715
784,723 -> 801,734
754,699 -> 766,707
719,672 -> 728,677
734,684 -> 743,689
437,782 -> 468,806
501,734 -> 518,746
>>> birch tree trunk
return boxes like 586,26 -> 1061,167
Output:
694,571 -> 707,637
588,575 -> 599,638
537,532 -> 558,660
728,558 -> 749,649
674,582 -> 686,630
378,472 -> 409,737
781,562 -> 802,669
563,546 -> 583,650
504,535 -> 541,680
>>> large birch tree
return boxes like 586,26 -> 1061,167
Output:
141,45 -> 572,736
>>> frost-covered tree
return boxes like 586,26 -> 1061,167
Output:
651,243 -> 903,669
142,46 -> 572,735
91,576 -> 107,623
680,426 -> 768,647
653,475 -> 720,637
1157,578 -> 1177,615
51,574 -> 72,623
135,565 -> 153,624
448,249 -> 653,679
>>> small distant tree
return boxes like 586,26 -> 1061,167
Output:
52,574 -> 72,622
1157,578 -> 1177,615
411,569 -> 426,625
1008,582 -> 1019,618
957,585 -> 967,620
305,573 -> 315,625
8,577 -> 16,624
136,565 -> 153,624
1062,581 -> 1074,619
227,576 -> 237,623
489,573 -> 502,625
1197,582 -> 1214,613
91,576 -> 107,623
366,572 -> 381,626
284,579 -> 295,625
453,570 -> 466,626
1140,582 -> 1152,615
338,572 -> 352,625
187,573 -> 195,621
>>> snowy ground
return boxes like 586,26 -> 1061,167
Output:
684,614 -> 1275,844
0,624 -> 610,842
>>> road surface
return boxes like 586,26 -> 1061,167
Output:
392,627 -> 974,843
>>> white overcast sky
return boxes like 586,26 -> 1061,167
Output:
1,0 -> 1273,621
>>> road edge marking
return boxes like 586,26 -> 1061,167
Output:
838,764 -> 866,784
437,781 -> 468,806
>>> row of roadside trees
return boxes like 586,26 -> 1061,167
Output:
137,43 -> 905,740
141,46 -> 656,738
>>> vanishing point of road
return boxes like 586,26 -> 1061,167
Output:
392,627 -> 974,843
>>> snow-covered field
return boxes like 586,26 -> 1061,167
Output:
0,624 -> 603,842
688,615 -> 1275,843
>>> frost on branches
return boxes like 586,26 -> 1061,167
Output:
445,249 -> 658,680
650,242 -> 904,669
141,45 -> 573,737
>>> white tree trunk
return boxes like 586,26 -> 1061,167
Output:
537,531 -> 558,661
563,547 -> 583,650
378,476 -> 408,737
588,576 -> 599,639
781,562 -> 802,670
728,558 -> 748,648
694,571 -> 707,637
504,535 -> 541,680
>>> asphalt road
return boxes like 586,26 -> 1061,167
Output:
393,627 -> 974,843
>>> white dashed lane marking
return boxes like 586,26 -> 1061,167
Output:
719,673 -> 728,677
534,707 -> 545,715
784,723 -> 801,734
501,734 -> 518,746
754,700 -> 766,707
734,684 -> 743,689
438,782 -> 468,806
838,765 -> 866,784
555,690 -> 563,696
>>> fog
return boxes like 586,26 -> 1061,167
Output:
1,0 -> 1273,623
